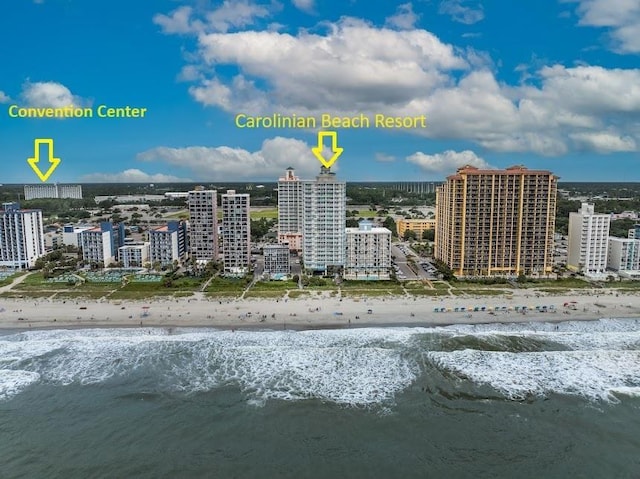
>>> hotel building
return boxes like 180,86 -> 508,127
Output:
221,190 -> 251,275
277,167 -> 304,251
567,203 -> 610,277
79,222 -> 125,267
24,183 -> 83,200
149,221 -> 188,267
0,202 -> 45,269
118,243 -> 150,268
302,166 -> 346,274
396,218 -> 436,238
188,189 -> 218,263
62,224 -> 94,247
435,165 -> 557,277
607,237 -> 640,277
345,220 -> 392,280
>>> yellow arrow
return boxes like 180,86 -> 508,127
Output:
27,139 -> 61,182
311,131 -> 343,168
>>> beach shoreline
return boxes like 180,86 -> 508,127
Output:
1,289 -> 639,332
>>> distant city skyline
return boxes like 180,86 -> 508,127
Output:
2,1 -> 640,184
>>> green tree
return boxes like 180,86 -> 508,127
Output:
422,229 -> 435,241
403,229 -> 418,241
383,216 -> 397,237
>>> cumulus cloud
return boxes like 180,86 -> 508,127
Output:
154,1 -> 272,35
570,131 -> 637,152
0,91 -> 10,103
137,137 -> 333,180
375,153 -> 396,162
385,3 -> 419,30
568,0 -> 640,53
156,7 -> 640,156
21,81 -> 88,108
406,150 -> 492,173
292,0 -> 314,13
439,0 -> 484,25
81,169 -> 192,183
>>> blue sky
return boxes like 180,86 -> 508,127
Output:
1,0 -> 639,183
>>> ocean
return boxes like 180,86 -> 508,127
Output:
1,319 -> 640,478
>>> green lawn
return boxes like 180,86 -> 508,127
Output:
251,280 -> 297,291
244,290 -> 287,299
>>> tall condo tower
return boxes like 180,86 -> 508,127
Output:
277,167 -> 304,251
0,202 -> 45,269
221,190 -> 251,275
435,165 -> 557,277
188,189 -> 218,263
302,166 -> 346,274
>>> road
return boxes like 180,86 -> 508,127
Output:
391,244 -> 419,280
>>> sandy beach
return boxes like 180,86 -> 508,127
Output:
1,288 -> 639,331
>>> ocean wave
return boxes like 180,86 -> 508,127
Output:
0,369 -> 40,401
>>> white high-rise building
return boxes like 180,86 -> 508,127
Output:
0,202 -> 45,269
302,166 -> 346,274
221,190 -> 250,275
149,221 -> 187,267
80,228 -> 113,267
277,167 -> 304,251
345,220 -> 392,280
568,203 -> 610,277
24,184 -> 83,200
188,189 -> 218,263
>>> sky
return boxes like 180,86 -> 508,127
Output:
1,0 -> 639,183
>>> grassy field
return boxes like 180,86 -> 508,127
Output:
251,280 -> 297,291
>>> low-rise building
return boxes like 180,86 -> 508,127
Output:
345,220 -> 392,280
264,244 -> 290,276
396,218 -> 436,238
119,243 -> 150,268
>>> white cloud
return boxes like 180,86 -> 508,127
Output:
439,0 -> 484,25
570,131 -> 637,152
406,150 -> 492,173
568,0 -> 640,53
194,18 -> 467,111
81,169 -> 192,183
385,3 -> 419,30
292,0 -> 314,13
157,8 -> 640,156
154,1 -> 272,35
137,137 -> 333,180
0,91 -> 10,103
375,153 -> 396,162
21,81 -> 88,108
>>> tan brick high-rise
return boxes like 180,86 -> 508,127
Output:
435,165 -> 557,277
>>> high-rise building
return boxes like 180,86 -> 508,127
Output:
62,224 -> 94,247
264,244 -> 290,277
302,166 -> 346,274
149,221 -> 188,267
188,189 -> 218,263
567,203 -> 610,277
607,237 -> 640,277
221,190 -> 251,275
435,165 -> 557,277
79,222 -> 124,267
345,220 -> 392,280
0,202 -> 45,269
277,167 -> 304,251
24,184 -> 83,200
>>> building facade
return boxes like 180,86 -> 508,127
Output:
277,167 -> 304,251
567,203 -> 610,277
62,224 -> 94,247
24,184 -> 83,200
302,167 -> 346,274
0,202 -> 45,269
118,243 -> 150,268
607,237 -> 640,277
396,218 -> 436,238
149,221 -> 188,267
345,220 -> 391,280
264,244 -> 290,276
435,165 -> 557,277
221,190 -> 251,275
79,222 -> 124,267
188,189 -> 218,263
